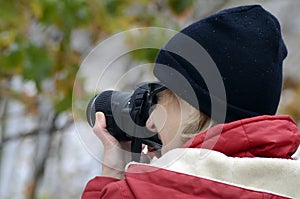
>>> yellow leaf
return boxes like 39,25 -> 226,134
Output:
30,0 -> 42,18
0,31 -> 17,48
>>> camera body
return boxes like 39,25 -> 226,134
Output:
86,82 -> 165,161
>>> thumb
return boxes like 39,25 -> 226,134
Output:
95,112 -> 106,129
93,112 -> 109,138
94,112 -> 119,146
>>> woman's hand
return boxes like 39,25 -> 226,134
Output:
93,112 -> 131,179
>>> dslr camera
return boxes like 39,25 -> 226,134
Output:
86,82 -> 165,161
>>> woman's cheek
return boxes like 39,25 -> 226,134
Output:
151,104 -> 167,132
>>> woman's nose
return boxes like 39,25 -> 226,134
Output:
146,116 -> 157,132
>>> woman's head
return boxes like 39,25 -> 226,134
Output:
146,89 -> 213,154
148,5 -> 287,154
154,5 -> 287,123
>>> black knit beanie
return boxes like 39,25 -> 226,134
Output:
154,5 -> 287,123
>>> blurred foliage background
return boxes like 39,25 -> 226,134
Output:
1,0 -> 299,199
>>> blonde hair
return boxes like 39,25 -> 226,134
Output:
161,89 -> 215,143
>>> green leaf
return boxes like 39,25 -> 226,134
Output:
2,49 -> 23,68
54,89 -> 72,113
23,44 -> 53,90
168,0 -> 195,15
130,48 -> 159,62
104,0 -> 127,16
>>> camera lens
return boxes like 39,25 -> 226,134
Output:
86,91 -> 112,127
86,90 -> 132,141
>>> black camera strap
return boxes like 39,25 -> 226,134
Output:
130,137 -> 143,162
129,82 -> 166,162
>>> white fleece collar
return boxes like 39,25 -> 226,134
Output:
127,148 -> 300,198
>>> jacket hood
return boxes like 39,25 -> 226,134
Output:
183,115 -> 300,159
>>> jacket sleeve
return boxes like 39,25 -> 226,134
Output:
81,176 -> 123,199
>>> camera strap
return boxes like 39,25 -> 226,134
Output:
131,137 -> 143,162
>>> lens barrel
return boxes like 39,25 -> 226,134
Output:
86,90 -> 132,141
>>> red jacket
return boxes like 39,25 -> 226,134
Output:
82,115 -> 300,199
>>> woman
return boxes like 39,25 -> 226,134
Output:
82,5 -> 300,198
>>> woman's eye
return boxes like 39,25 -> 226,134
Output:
151,95 -> 159,104
155,95 -> 160,103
